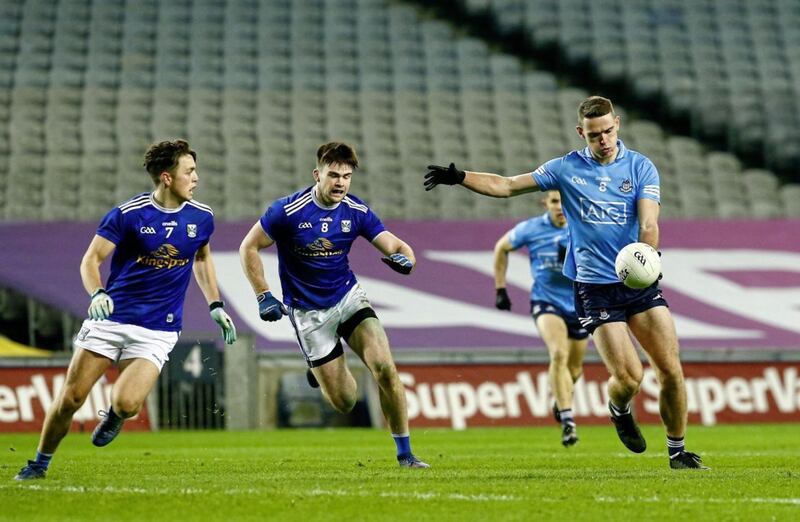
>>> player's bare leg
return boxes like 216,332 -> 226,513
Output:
628,306 -> 686,437
15,348 -> 111,479
92,357 -> 161,447
537,315 -> 580,446
347,316 -> 428,468
347,318 -> 407,434
113,358 -> 162,417
310,356 -> 358,413
628,306 -> 705,469
593,322 -> 643,404
537,315 -> 573,411
40,349 -> 112,453
592,322 -> 647,453
567,338 -> 588,384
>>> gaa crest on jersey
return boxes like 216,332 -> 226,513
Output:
341,220 -> 351,233
599,309 -> 610,320
619,179 -> 632,193
187,224 -> 197,238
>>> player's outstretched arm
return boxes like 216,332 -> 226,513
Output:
372,231 -> 416,275
80,235 -> 116,320
193,244 -> 237,345
239,222 -> 287,322
424,163 -> 541,198
493,232 -> 514,311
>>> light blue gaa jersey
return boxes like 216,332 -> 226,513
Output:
95,193 -> 214,331
508,212 -> 575,314
532,140 -> 660,284
260,187 -> 386,310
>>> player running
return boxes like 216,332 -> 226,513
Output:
424,96 -> 707,470
15,140 -> 237,480
239,141 -> 428,468
493,190 -> 588,446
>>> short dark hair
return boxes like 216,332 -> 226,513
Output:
316,141 -> 359,169
577,96 -> 615,123
143,139 -> 197,184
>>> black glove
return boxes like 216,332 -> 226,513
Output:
495,288 -> 511,310
557,244 -> 567,264
657,250 -> 663,281
424,163 -> 466,191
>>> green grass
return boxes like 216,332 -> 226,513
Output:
2,424 -> 799,521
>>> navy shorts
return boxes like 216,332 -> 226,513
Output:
574,281 -> 668,334
530,300 -> 590,340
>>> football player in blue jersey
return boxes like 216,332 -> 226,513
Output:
493,190 -> 588,447
15,140 -> 237,481
425,97 -> 706,470
239,142 -> 428,468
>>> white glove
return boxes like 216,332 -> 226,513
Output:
209,302 -> 237,345
88,289 -> 114,320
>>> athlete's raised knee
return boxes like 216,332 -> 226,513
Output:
113,397 -> 143,418
614,372 -> 642,396
329,393 -> 357,413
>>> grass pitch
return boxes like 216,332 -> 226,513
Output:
1,424 -> 798,521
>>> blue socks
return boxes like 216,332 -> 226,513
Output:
392,432 -> 412,459
33,451 -> 53,470
667,436 -> 685,458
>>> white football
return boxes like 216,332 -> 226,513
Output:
615,242 -> 661,289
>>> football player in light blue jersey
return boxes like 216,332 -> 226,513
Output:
425,97 -> 706,470
493,190 -> 588,447
240,142 -> 428,468
15,140 -> 237,481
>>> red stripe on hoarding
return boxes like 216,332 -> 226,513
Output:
0,367 -> 151,433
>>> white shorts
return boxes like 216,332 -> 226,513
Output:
288,283 -> 374,367
74,319 -> 180,371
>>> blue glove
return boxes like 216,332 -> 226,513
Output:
257,291 -> 287,322
88,288 -> 114,320
209,301 -> 237,345
381,253 -> 414,275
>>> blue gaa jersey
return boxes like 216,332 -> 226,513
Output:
95,193 -> 214,331
532,140 -> 660,284
508,213 -> 575,314
260,187 -> 386,310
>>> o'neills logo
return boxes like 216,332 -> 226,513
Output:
136,243 -> 190,269
294,237 -> 344,258
399,364 -> 800,429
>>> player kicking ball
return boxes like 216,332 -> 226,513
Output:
15,140 -> 237,480
425,96 -> 707,470
493,190 -> 589,447
239,141 -> 428,468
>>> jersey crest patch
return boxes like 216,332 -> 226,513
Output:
187,224 -> 197,238
619,179 -> 632,193
341,220 -> 351,233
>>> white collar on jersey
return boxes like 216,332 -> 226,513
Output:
311,187 -> 341,210
149,192 -> 188,213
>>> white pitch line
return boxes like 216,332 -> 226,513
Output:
1,484 -> 520,503
5,484 -> 798,506
306,488 -> 520,502
594,496 -> 800,506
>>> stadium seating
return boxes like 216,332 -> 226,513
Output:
0,0 -> 794,220
478,0 -> 800,180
